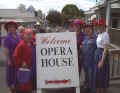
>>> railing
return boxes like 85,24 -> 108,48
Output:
79,49 -> 120,84
110,49 -> 120,80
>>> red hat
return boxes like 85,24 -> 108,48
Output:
70,19 -> 83,27
98,18 -> 106,27
4,21 -> 18,30
93,18 -> 98,26
21,28 -> 34,38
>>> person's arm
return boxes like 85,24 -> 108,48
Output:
2,37 -> 12,65
13,45 -> 27,69
101,44 -> 108,62
3,47 -> 11,65
98,44 -> 108,69
98,32 -> 110,69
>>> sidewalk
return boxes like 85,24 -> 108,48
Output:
0,47 -> 6,66
0,67 -> 9,93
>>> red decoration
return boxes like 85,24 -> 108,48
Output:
93,18 -> 98,26
45,80 -> 70,84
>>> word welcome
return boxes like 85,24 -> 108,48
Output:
40,37 -> 71,45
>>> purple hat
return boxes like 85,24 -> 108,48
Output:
70,19 -> 83,27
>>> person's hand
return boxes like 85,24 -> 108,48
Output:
8,85 -> 15,93
22,62 -> 27,68
33,42 -> 36,46
8,84 -> 14,90
8,60 -> 11,66
80,45 -> 82,48
98,60 -> 104,69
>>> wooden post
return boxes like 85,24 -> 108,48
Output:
106,0 -> 111,32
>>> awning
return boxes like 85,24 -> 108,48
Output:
0,18 -> 37,23
0,19 -> 24,22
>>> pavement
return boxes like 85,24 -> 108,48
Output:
0,47 -> 6,66
0,67 -> 9,93
0,47 -> 120,93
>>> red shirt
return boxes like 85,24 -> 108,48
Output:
13,40 -> 32,91
14,40 -> 32,70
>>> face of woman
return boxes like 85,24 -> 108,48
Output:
7,24 -> 16,33
73,24 -> 80,32
85,27 -> 93,37
98,25 -> 105,33
24,31 -> 33,42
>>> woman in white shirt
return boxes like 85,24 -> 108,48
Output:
95,19 -> 110,93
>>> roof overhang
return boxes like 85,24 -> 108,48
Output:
0,18 -> 37,23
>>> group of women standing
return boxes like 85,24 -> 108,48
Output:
69,19 -> 110,93
2,18 -> 110,93
2,21 -> 36,93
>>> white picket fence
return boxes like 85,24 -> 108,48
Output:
110,49 -> 120,80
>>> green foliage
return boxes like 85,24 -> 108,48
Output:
62,4 -> 85,22
46,4 -> 85,25
46,10 -> 64,25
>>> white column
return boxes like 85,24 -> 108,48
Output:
106,0 -> 111,32
76,87 -> 80,93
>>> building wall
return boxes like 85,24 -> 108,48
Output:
109,28 -> 120,47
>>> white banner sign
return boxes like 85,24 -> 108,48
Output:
36,32 -> 80,89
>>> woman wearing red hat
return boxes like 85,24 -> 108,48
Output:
2,21 -> 21,93
69,19 -> 85,75
92,18 -> 99,34
13,28 -> 36,93
95,18 -> 110,93
82,24 -> 97,93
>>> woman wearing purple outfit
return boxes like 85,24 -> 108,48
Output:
69,19 -> 85,75
2,21 -> 21,93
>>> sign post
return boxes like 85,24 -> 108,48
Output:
36,32 -> 80,93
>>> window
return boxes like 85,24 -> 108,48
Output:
112,19 -> 118,28
112,18 -> 120,29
